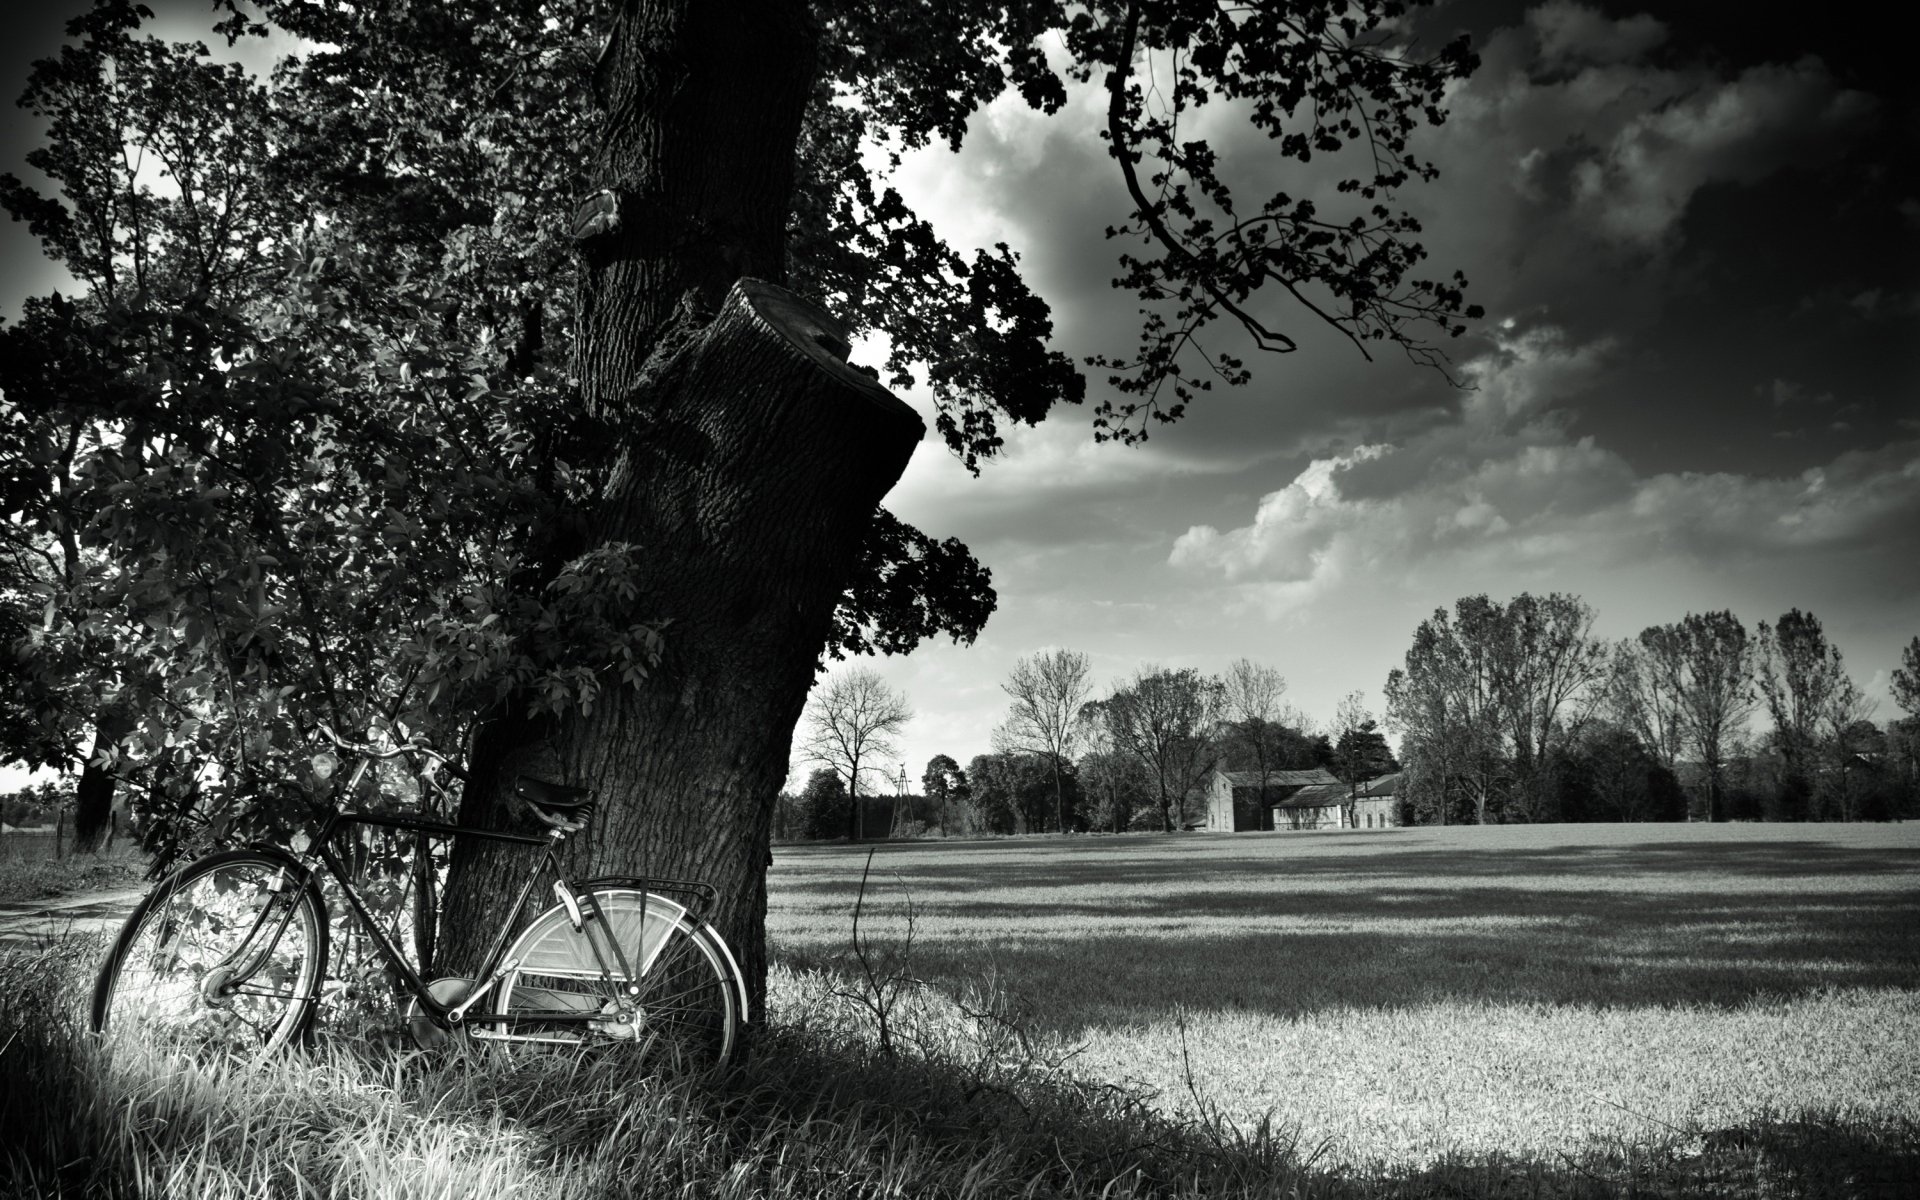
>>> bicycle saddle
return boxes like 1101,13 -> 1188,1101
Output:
515,776 -> 594,813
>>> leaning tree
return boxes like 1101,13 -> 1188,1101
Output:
4,0 -> 1480,1012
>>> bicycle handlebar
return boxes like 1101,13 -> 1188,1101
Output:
314,722 -> 468,782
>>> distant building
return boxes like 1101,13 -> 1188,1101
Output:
1201,766 -> 1340,832
1270,772 -> 1402,830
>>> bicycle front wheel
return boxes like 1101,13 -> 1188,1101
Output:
92,849 -> 328,1062
490,889 -> 740,1067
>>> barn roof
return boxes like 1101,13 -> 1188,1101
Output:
1221,767 -> 1338,790
1358,772 -> 1402,797
1273,782 -> 1348,808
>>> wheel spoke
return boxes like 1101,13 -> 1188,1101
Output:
93,853 -> 323,1063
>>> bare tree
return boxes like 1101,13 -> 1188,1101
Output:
1075,698 -> 1133,834
1329,692 -> 1394,828
1757,609 -> 1852,780
1498,593 -> 1609,819
1105,666 -> 1223,832
993,649 -> 1093,833
1894,637 -> 1920,720
801,668 -> 911,841
1647,611 -> 1757,822
1608,633 -> 1688,772
1385,599 -> 1506,823
1892,637 -> 1920,803
1221,659 -> 1289,822
1754,608 -> 1888,818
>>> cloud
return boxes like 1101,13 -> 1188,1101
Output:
1566,59 -> 1876,248
1528,1 -> 1667,69
1169,329 -> 1920,613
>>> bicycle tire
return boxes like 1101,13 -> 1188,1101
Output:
489,889 -> 740,1066
92,848 -> 329,1062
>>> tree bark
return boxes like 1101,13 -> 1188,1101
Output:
73,710 -> 131,853
440,278 -> 922,1014
429,0 -> 936,1024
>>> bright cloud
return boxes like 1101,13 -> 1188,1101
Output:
1169,328 -> 1920,617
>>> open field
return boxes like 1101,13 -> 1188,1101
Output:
2,824 -> 1913,1197
768,823 -> 1920,1172
0,835 -> 150,904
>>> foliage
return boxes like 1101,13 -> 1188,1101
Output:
796,768 -> 852,842
919,754 -> 971,835
966,750 -> 1080,834
1757,608 -> 1872,819
1894,636 -> 1920,719
1384,593 -> 1606,824
1546,722 -> 1686,823
1100,665 -> 1222,831
991,649 -> 1093,835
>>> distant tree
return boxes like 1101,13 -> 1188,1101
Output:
770,788 -> 805,841
992,649 -> 1092,836
1638,611 -> 1756,822
1104,665 -> 1222,831
920,754 -> 969,837
1496,594 -> 1608,820
1075,698 -> 1130,834
1890,638 -> 1920,816
1607,634 -> 1688,773
800,669 -> 911,841
1385,597 -> 1508,823
796,768 -> 850,841
1219,659 -> 1290,817
965,751 -> 1068,834
1331,714 -> 1397,828
1559,721 -> 1685,822
1756,609 -> 1868,819
1893,637 -> 1920,719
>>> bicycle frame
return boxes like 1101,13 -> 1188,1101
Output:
277,807 -> 717,1039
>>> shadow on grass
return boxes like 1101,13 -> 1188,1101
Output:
769,830 -> 1920,1027
4,935 -> 1915,1199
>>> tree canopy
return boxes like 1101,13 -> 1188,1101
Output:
2,0 -> 1486,993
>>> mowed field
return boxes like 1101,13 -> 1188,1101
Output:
767,823 -> 1920,1170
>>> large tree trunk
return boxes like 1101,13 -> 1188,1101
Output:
73,710 -> 131,853
436,0 -> 923,1021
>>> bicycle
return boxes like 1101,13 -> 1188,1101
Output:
89,729 -> 747,1066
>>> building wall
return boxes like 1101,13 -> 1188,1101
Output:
1272,804 -> 1340,830
1270,796 -> 1398,830
1353,796 -> 1397,828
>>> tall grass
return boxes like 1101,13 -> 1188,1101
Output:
0,836 -> 149,904
5,823 -> 1918,1197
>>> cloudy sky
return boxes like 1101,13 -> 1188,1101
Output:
3,2 -> 1914,794
848,0 -> 1917,786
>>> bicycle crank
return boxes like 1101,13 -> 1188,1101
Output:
406,977 -> 478,1050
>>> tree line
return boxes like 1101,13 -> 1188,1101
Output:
1386,594 -> 1919,825
779,654 -> 1395,839
777,602 -> 1918,841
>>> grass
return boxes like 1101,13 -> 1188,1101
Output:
1,822 -> 1915,1197
0,834 -> 150,904
768,823 -> 1920,1175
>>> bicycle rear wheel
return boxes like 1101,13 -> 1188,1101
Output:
489,889 -> 740,1066
92,849 -> 328,1063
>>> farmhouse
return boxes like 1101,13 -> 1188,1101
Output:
1201,766 -> 1340,831
1268,772 -> 1403,830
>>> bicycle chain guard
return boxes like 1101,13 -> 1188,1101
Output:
406,976 -> 478,1050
